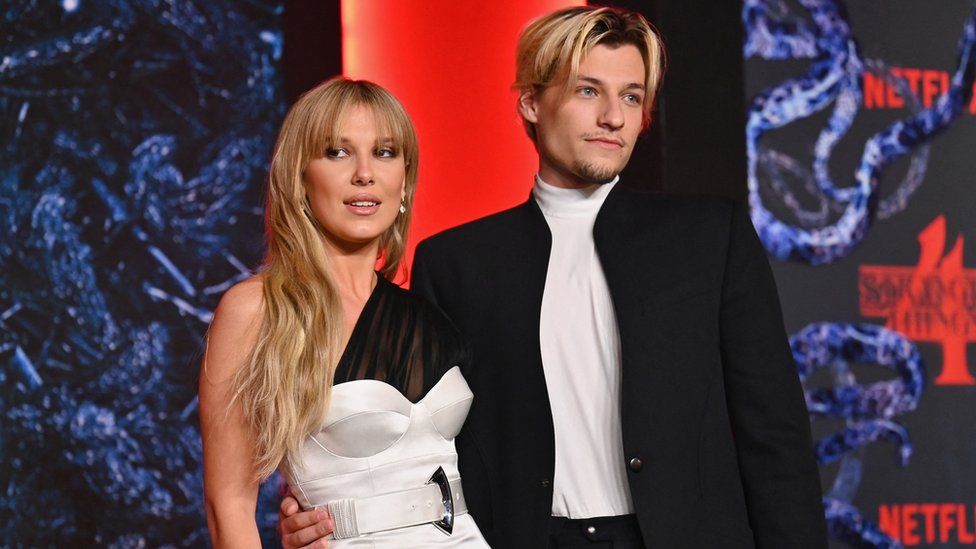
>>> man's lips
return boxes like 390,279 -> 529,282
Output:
585,137 -> 624,149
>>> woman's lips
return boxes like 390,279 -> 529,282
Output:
345,200 -> 381,216
344,195 -> 382,216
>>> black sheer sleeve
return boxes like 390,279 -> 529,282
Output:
333,275 -> 471,402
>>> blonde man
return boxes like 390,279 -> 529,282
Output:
282,7 -> 826,548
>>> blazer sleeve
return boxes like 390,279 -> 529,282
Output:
719,200 -> 828,548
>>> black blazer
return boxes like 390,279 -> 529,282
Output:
411,185 -> 827,549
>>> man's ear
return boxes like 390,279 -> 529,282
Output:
518,88 -> 540,124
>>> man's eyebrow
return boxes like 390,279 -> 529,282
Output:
577,75 -> 645,91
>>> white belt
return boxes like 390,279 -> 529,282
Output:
326,467 -> 468,539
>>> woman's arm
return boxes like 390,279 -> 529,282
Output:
199,277 -> 265,549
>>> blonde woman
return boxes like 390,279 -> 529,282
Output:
200,77 -> 489,548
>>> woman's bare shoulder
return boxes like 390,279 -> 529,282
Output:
205,275 -> 266,381
216,274 -> 265,321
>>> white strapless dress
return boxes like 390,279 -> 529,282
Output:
281,366 -> 490,547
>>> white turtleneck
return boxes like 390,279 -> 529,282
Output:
533,174 -> 634,518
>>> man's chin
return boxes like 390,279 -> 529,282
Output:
573,161 -> 624,185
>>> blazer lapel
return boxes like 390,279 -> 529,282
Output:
489,195 -> 554,417
491,196 -> 562,471
593,186 -> 682,448
593,186 -> 677,314
505,194 -> 552,365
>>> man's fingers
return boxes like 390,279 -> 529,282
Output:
282,517 -> 334,549
282,508 -> 329,533
280,495 -> 300,516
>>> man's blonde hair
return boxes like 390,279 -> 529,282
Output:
514,6 -> 665,140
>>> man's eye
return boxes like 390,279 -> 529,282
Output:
624,94 -> 643,105
326,148 -> 349,158
578,87 -> 597,97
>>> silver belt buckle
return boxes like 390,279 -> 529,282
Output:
427,466 -> 454,535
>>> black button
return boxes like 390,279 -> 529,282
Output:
540,478 -> 551,488
629,457 -> 643,472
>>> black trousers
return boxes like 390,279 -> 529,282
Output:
548,514 -> 646,549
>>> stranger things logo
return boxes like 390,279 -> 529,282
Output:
859,216 -> 976,386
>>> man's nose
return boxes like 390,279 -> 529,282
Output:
598,97 -> 625,130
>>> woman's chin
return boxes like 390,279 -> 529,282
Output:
322,229 -> 385,253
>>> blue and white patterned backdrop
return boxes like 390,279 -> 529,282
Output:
1,1 -> 285,546
745,1 -> 976,548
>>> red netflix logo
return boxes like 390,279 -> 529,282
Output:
879,503 -> 976,545
859,216 -> 976,386
863,67 -> 976,113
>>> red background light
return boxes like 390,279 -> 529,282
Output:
342,1 -> 584,279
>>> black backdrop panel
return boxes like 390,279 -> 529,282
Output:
610,0 -> 747,198
284,0 -> 342,104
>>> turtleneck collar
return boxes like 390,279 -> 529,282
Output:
532,173 -> 619,219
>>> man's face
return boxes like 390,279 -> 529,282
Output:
520,43 -> 646,189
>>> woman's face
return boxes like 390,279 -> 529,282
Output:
304,104 -> 406,251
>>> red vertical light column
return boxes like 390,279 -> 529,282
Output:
342,0 -> 584,278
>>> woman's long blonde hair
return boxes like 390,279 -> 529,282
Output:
233,76 -> 419,480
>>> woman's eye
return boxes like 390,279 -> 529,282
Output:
326,148 -> 349,158
624,94 -> 643,105
578,87 -> 596,97
376,148 -> 398,158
